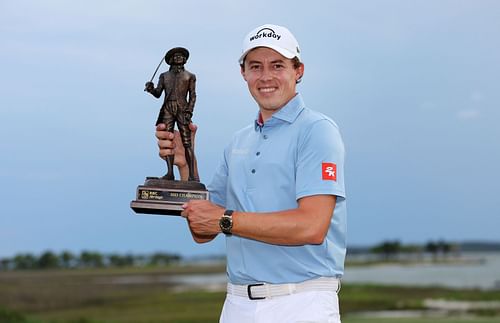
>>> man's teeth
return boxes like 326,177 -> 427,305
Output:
260,87 -> 276,93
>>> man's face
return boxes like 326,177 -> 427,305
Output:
241,47 -> 304,118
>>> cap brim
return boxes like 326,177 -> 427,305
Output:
238,45 -> 298,65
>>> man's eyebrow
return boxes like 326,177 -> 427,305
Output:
247,59 -> 285,65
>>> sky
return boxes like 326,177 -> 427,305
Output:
1,0 -> 499,258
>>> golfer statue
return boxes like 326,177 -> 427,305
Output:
145,47 -> 198,182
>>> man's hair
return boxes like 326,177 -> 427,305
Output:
291,57 -> 302,69
240,56 -> 303,84
291,57 -> 303,84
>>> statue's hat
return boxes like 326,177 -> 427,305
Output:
165,47 -> 189,64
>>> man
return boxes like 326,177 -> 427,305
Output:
145,47 -> 198,181
156,24 -> 346,322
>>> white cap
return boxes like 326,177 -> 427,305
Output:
239,24 -> 301,65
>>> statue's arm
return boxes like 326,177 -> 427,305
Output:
187,75 -> 196,111
146,74 -> 164,98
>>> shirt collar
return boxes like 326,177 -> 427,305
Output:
254,93 -> 305,130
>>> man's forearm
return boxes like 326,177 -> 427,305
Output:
231,195 -> 336,246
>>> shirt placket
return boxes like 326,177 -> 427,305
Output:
246,126 -> 270,190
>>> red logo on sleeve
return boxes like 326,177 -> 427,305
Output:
322,163 -> 337,181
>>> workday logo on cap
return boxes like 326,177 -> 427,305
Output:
239,24 -> 301,64
249,27 -> 282,42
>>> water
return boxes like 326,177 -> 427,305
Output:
342,252 -> 500,289
102,252 -> 500,290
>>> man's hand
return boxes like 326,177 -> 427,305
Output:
155,123 -> 198,179
181,200 -> 224,236
155,123 -> 197,166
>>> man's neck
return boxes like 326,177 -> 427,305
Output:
258,93 -> 298,122
259,108 -> 279,123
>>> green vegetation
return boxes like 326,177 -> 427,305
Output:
366,240 -> 459,262
0,251 -> 182,271
1,266 -> 499,322
1,244 -> 499,322
340,284 -> 500,313
344,319 -> 500,323
0,265 -> 224,323
3,240 -> 497,272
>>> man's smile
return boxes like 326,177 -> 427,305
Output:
258,86 -> 278,93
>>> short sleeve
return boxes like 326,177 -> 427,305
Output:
295,119 -> 346,200
207,149 -> 229,207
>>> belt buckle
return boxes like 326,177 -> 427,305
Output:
247,283 -> 266,300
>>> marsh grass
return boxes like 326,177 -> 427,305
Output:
1,265 -> 499,323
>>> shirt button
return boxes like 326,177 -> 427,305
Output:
256,152 -> 261,156
251,169 -> 256,174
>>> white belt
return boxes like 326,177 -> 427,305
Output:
227,277 -> 340,300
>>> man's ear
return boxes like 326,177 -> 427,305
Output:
296,63 -> 305,83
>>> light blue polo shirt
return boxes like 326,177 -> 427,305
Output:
208,93 -> 346,285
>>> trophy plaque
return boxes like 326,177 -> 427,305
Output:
131,47 -> 208,216
131,178 -> 208,216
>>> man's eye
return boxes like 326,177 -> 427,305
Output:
274,64 -> 284,69
250,65 -> 260,70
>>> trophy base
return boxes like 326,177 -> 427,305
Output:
130,177 -> 209,216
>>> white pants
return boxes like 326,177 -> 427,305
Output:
219,290 -> 341,323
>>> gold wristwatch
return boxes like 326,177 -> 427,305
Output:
219,209 -> 234,234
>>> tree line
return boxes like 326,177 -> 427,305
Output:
369,240 -> 460,261
0,240 -> 466,271
0,250 -> 181,271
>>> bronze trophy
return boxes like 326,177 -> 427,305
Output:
131,47 -> 209,216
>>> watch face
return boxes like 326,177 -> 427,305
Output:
221,218 -> 231,228
220,217 -> 232,232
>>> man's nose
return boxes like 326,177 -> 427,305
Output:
260,66 -> 273,81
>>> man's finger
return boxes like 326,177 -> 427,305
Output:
158,139 -> 175,149
156,123 -> 166,131
181,203 -> 190,218
159,149 -> 174,158
156,130 -> 175,140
